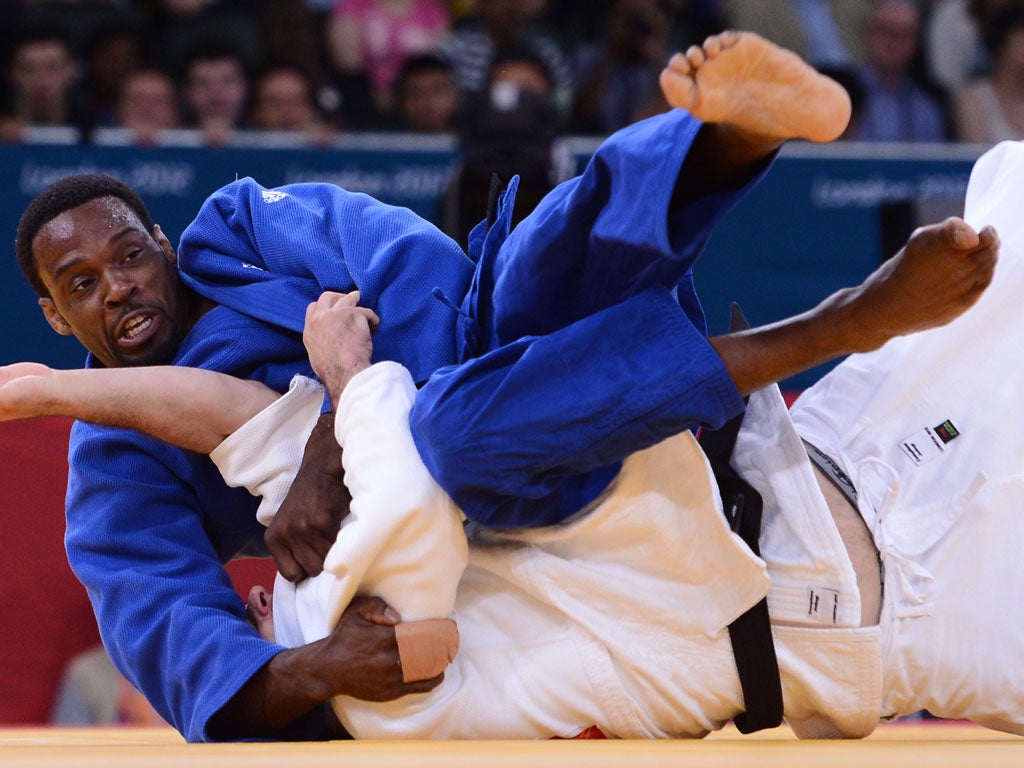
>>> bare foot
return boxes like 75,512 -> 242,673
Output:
659,31 -> 851,143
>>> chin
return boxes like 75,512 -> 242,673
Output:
116,339 -> 179,368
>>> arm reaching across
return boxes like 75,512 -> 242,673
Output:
303,290 -> 379,407
0,353 -> 444,739
0,363 -> 277,452
209,595 -> 442,740
709,218 -> 999,395
264,290 -> 378,582
265,411 -> 351,583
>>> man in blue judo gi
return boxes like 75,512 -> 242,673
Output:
12,31 -> 996,741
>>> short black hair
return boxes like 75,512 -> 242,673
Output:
394,53 -> 453,94
981,5 -> 1024,59
181,40 -> 248,80
15,173 -> 155,298
7,22 -> 75,70
254,60 -> 315,95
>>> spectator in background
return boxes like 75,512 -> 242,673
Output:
723,0 -> 867,68
923,0 -> 1020,91
660,0 -> 729,52
152,0 -> 266,77
393,53 -> 461,132
0,24 -> 91,142
851,0 -> 949,142
18,0 -> 144,57
0,5 -> 23,100
953,5 -> 1024,142
570,0 -> 673,135
181,42 -> 250,146
261,0 -> 335,118
115,67 -> 182,145
488,47 -> 555,98
83,22 -> 145,127
250,63 -> 334,144
440,47 -> 562,247
442,0 -> 573,115
326,0 -> 451,115
539,0 -> 616,50
50,644 -> 168,727
925,0 -> 985,90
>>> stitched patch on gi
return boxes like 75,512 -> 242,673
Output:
807,587 -> 840,624
261,189 -> 288,203
899,420 -> 960,465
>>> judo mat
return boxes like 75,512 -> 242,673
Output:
1,722 -> 1019,767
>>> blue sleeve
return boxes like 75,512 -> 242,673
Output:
177,178 -> 475,383
67,310 -> 324,742
64,426 -> 323,742
411,287 -> 744,527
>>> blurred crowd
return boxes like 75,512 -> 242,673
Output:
2,0 -> 1024,147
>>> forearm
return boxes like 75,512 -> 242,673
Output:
208,643 -> 337,739
49,367 -> 278,453
713,218 -> 1000,395
329,362 -> 467,622
209,595 -> 437,739
709,287 -> 865,396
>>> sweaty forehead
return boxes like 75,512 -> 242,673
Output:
37,196 -> 144,248
32,197 -> 150,289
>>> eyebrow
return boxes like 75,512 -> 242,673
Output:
51,226 -> 141,283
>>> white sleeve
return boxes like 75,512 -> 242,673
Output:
209,375 -> 326,527
322,361 -> 468,625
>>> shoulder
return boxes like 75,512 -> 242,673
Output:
176,306 -> 311,384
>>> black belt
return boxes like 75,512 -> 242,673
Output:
803,439 -> 858,506
698,304 -> 783,734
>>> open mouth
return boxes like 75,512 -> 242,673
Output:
116,311 -> 158,348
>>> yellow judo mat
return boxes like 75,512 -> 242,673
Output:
1,722 -> 1019,768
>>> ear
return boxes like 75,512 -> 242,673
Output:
152,224 -> 177,264
246,586 -> 276,642
39,297 -> 73,336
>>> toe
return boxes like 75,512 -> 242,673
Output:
703,34 -> 723,58
717,30 -> 741,49
668,51 -> 692,75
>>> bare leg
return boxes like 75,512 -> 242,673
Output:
662,31 -> 852,197
0,364 -> 278,453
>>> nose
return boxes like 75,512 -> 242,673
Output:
103,270 -> 136,307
